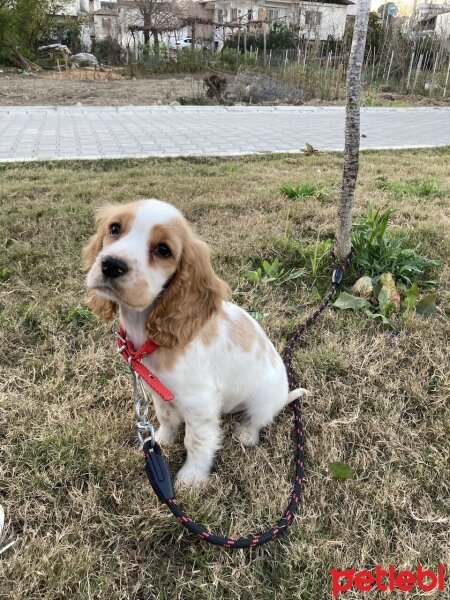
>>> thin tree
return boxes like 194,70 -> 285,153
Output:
335,0 -> 370,260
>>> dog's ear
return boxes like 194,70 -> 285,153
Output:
82,209 -> 117,322
82,229 -> 103,273
146,228 -> 229,348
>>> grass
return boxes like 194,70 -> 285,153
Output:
1,148 -> 449,599
376,177 -> 446,198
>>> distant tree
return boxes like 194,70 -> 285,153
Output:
0,0 -> 69,56
366,11 -> 383,52
127,0 -> 182,49
244,23 -> 296,51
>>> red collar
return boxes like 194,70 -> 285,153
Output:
117,326 -> 175,402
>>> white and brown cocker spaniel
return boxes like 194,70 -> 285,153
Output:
84,199 -> 308,485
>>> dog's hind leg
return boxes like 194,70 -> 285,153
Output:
235,378 -> 310,446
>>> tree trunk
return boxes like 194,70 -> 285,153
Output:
335,0 -> 370,261
152,29 -> 159,59
191,20 -> 196,49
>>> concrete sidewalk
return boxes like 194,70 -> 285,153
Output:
0,106 -> 449,162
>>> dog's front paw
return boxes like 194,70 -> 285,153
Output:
155,426 -> 177,446
234,422 -> 259,446
175,464 -> 209,487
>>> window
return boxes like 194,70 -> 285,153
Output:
305,11 -> 322,26
102,18 -> 111,29
101,1 -> 116,9
268,8 -> 279,21
247,9 -> 253,21
217,9 -> 223,23
231,8 -> 238,21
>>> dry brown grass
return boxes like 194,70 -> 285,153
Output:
45,70 -> 126,81
0,149 -> 449,599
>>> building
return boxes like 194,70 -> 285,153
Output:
200,0 -> 352,49
92,6 -> 119,42
116,0 -> 205,57
410,2 -> 450,39
58,0 -> 356,54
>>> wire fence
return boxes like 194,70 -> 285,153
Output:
127,30 -> 450,102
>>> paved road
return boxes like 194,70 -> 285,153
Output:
0,106 -> 449,162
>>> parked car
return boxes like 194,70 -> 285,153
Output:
173,38 -> 204,50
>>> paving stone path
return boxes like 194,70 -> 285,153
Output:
0,106 -> 449,162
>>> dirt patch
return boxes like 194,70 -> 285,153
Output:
0,68 -> 449,107
0,70 -> 205,106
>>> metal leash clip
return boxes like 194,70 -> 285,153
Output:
132,371 -> 156,449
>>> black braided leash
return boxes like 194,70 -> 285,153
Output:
143,249 -> 354,549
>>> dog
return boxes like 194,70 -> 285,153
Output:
84,199 -> 308,485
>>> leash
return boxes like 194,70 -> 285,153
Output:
120,249 -> 354,549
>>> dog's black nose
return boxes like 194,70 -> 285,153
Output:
101,256 -> 128,278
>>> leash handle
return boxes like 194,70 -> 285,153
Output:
142,249 -> 354,549
143,442 -> 175,503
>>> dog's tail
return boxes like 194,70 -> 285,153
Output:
288,388 -> 312,403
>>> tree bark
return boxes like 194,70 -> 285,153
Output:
191,19 -> 196,49
152,29 -> 159,59
335,0 -> 370,261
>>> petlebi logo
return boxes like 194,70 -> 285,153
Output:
330,565 -> 446,597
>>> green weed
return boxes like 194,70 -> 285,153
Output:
280,182 -> 330,201
244,257 -> 304,285
351,204 -> 440,286
66,305 -> 97,326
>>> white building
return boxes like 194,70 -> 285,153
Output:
296,0 -> 351,40
410,1 -> 450,38
414,7 -> 450,40
59,0 -> 354,54
200,0 -> 352,49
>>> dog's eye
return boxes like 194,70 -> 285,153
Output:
154,243 -> 172,258
109,223 -> 121,236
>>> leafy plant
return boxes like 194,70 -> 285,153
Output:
66,305 -> 96,326
415,294 -> 437,317
402,282 -> 419,310
280,182 -> 329,201
351,204 -> 440,286
332,290 -> 392,325
244,258 -> 304,286
334,203 -> 440,324
333,275 -> 438,324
